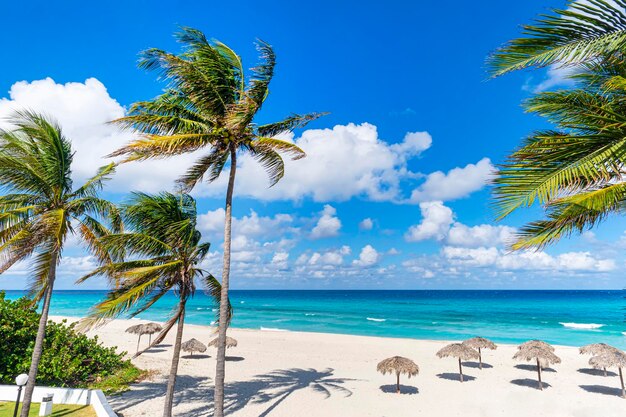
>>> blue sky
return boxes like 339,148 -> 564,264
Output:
1,0 -> 625,290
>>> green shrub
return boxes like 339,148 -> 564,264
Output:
0,292 -> 141,393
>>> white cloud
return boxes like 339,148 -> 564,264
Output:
405,201 -> 454,242
271,251 -> 289,270
198,208 -> 294,238
447,223 -> 516,247
359,218 -> 374,231
443,246 -> 616,273
308,246 -> 351,266
524,65 -> 578,93
310,205 -> 341,239
409,158 -> 493,203
0,78 -> 198,193
197,123 -> 434,202
353,245 -> 381,267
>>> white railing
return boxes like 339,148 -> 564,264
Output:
0,385 -> 116,417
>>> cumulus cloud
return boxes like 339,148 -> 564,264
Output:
307,246 -> 351,266
447,223 -> 516,247
359,218 -> 374,231
405,201 -> 454,242
310,205 -> 341,239
198,208 -> 294,239
271,251 -> 289,270
409,158 -> 494,203
442,246 -> 616,272
353,245 -> 381,267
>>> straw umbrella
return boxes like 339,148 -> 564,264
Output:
182,338 -> 207,357
518,340 -> 555,352
208,336 -> 238,349
436,343 -> 479,382
463,337 -> 497,370
580,343 -> 619,376
589,350 -> 626,398
513,345 -> 561,390
377,356 -> 419,394
125,324 -> 145,354
143,323 -> 163,345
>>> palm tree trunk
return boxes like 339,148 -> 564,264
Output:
478,347 -> 482,370
536,358 -> 543,391
619,367 -> 625,399
20,251 -> 58,417
458,358 -> 464,382
163,301 -> 186,417
214,148 -> 237,417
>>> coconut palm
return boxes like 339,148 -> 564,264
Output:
492,57 -> 626,249
0,111 -> 120,417
488,0 -> 626,77
78,192 -> 223,417
109,27 -> 324,417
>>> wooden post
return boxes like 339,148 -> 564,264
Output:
619,367 -> 625,399
536,358 -> 543,391
458,358 -> 464,382
396,372 -> 400,394
479,347 -> 482,370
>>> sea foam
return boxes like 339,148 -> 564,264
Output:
366,317 -> 386,322
560,322 -> 604,330
260,327 -> 288,332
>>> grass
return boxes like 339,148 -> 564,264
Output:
90,361 -> 146,395
0,402 -> 96,417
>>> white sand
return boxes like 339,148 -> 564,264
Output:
53,316 -> 625,417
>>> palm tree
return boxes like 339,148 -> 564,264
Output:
78,192 -> 224,417
0,111 -> 120,417
488,0 -> 626,77
109,27 -> 325,417
493,57 -> 626,248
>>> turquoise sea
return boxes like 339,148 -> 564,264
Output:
4,290 -> 626,349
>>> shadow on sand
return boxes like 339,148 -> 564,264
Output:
577,368 -> 617,377
181,354 -> 211,359
226,356 -> 245,362
510,378 -> 551,390
462,361 -> 493,369
515,364 -> 556,373
110,368 -> 354,417
379,384 -> 419,395
436,373 -> 476,382
579,385 -> 624,397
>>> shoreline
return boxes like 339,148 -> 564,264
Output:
52,315 -> 626,417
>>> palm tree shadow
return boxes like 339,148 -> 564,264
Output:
379,384 -> 419,394
579,385 -> 624,397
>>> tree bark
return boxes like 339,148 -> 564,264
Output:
20,251 -> 58,417
214,148 -> 237,417
458,358 -> 464,382
619,367 -> 625,399
536,358 -> 543,391
478,347 -> 482,370
163,301 -> 186,417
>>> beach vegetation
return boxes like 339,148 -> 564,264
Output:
0,293 -> 140,394
0,112 -> 121,416
108,27 -> 325,417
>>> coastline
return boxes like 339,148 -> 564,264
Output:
53,315 -> 626,417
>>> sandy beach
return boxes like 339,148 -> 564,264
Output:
53,316 -> 625,417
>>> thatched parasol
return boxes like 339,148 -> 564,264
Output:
436,343 -> 479,382
518,340 -> 555,352
181,338 -> 207,357
513,345 -> 561,390
125,324 -> 145,354
463,337 -> 497,370
589,350 -> 626,398
208,336 -> 238,349
580,343 -> 619,376
377,356 -> 419,394
142,322 -> 163,345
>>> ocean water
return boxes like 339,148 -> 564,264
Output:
3,290 -> 626,349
